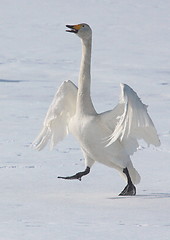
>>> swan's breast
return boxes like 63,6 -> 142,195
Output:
68,114 -> 111,152
68,114 -> 96,140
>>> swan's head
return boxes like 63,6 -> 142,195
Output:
66,23 -> 92,40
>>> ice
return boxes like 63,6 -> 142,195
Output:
0,0 -> 170,239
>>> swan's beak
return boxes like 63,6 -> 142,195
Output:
66,24 -> 81,33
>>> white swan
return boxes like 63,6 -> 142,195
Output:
33,23 -> 160,195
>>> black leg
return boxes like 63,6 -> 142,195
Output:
58,166 -> 90,181
119,168 -> 136,196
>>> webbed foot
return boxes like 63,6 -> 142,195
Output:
58,166 -> 90,181
119,184 -> 136,196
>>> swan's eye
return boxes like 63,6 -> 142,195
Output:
82,25 -> 85,28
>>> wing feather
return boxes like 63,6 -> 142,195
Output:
106,83 -> 160,154
33,80 -> 77,150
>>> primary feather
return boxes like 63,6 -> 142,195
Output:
106,83 -> 160,154
33,80 -> 77,150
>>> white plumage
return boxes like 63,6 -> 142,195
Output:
34,80 -> 77,150
33,23 -> 160,195
106,83 -> 160,153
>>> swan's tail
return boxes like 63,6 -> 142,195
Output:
119,161 -> 141,185
127,163 -> 141,185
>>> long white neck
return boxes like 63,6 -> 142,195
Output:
76,37 -> 96,115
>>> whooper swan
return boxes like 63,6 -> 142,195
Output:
33,24 -> 160,196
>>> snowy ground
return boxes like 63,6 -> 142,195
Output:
0,0 -> 170,239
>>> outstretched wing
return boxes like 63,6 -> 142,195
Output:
33,80 -> 77,150
105,83 -> 160,155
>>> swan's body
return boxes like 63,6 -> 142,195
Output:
33,24 -> 160,195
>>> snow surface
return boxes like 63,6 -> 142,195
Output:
0,0 -> 170,239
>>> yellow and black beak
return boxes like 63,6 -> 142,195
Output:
66,24 -> 82,33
